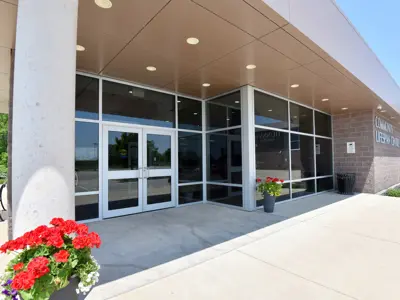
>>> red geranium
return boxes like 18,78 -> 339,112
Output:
256,178 -> 261,183
54,250 -> 70,263
88,232 -> 102,248
72,232 -> 102,249
11,271 -> 35,290
60,220 -> 78,234
13,262 -> 24,272
280,179 -> 284,183
27,257 -> 50,279
76,224 -> 89,235
272,178 -> 279,182
43,228 -> 64,248
50,218 -> 65,227
266,177 -> 272,182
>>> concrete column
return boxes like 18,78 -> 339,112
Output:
12,0 -> 78,237
240,86 -> 256,211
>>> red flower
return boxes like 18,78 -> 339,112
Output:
43,228 -> 64,248
256,178 -> 261,183
60,220 -> 78,234
72,235 -> 92,249
280,179 -> 284,183
76,224 -> 89,235
272,178 -> 279,183
11,271 -> 35,290
54,250 -> 70,263
13,262 -> 24,272
266,177 -> 272,182
27,257 -> 50,279
88,232 -> 102,248
50,218 -> 65,227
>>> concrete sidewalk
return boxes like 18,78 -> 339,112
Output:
87,193 -> 400,300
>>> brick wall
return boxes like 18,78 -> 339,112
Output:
373,112 -> 400,193
332,110 -> 375,193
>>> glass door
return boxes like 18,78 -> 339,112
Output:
103,125 -> 143,218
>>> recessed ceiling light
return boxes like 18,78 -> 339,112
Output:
381,110 -> 387,113
146,66 -> 157,72
322,98 -> 329,102
268,109 -> 273,112
95,0 -> 112,9
246,64 -> 256,70
193,113 -> 198,115
186,37 -> 199,45
235,101 -> 240,104
76,45 -> 85,51
177,100 -> 181,103
227,118 -> 230,121
377,105 -> 382,110
291,84 -> 300,88
129,90 -> 133,94
202,83 -> 210,87
341,107 -> 348,111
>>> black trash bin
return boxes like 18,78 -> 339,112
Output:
336,173 -> 356,195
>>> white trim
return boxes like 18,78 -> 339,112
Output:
288,100 -> 292,184
75,191 -> 99,196
75,118 -> 99,124
206,125 -> 242,134
178,181 -> 204,186
202,100 -> 207,203
205,87 -> 243,102
76,71 -> 101,79
206,182 -> 243,188
316,175 -> 334,179
254,124 -> 332,139
290,177 -> 317,183
176,128 -> 203,134
177,94 -> 205,102
102,120 -> 177,131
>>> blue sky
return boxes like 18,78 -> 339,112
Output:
335,0 -> 400,85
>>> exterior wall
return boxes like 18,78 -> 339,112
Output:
373,112 -> 400,193
333,110 -> 375,193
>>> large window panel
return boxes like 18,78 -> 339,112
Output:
76,195 -> 99,221
317,177 -> 334,192
292,180 -> 315,198
75,75 -> 99,120
102,81 -> 175,128
316,138 -> 333,176
290,103 -> 313,134
178,97 -> 202,131
207,129 -> 242,184
254,91 -> 288,129
207,185 -> 243,207
315,111 -> 332,137
75,122 -> 99,193
291,134 -> 315,180
255,129 -> 289,181
179,132 -> 202,183
207,91 -> 241,130
179,185 -> 203,205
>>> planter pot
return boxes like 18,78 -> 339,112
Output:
50,277 -> 79,300
263,193 -> 276,213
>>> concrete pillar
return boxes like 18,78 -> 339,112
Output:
12,0 -> 78,237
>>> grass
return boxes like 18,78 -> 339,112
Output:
386,189 -> 400,197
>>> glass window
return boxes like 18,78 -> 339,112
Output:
316,138 -> 333,176
207,129 -> 242,184
207,185 -> 243,207
108,131 -> 139,171
207,91 -> 241,130
254,91 -> 288,129
179,132 -> 202,183
292,180 -> 315,198
146,134 -> 171,169
75,122 -> 99,193
75,195 -> 98,221
179,185 -> 203,205
256,183 -> 290,207
255,129 -> 289,181
315,111 -> 332,137
108,179 -> 139,210
290,103 -> 313,134
103,81 -> 175,128
147,177 -> 171,205
291,134 -> 315,180
75,75 -> 99,120
317,177 -> 334,192
178,97 -> 202,131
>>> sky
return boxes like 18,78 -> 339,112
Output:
335,0 -> 400,85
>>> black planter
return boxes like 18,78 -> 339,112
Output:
263,193 -> 276,213
50,277 -> 79,300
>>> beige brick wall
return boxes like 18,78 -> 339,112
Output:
333,110 -> 375,193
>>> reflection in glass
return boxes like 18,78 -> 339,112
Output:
207,129 -> 242,184
178,97 -> 202,131
292,180 -> 315,198
207,92 -> 241,130
179,185 -> 203,205
147,134 -> 171,169
254,91 -> 288,129
290,103 -> 313,134
316,138 -> 333,176
207,185 -> 243,207
179,132 -> 202,183
102,81 -> 175,128
291,134 -> 314,180
255,129 -> 289,180
315,111 -> 332,137
147,177 -> 171,205
75,195 -> 99,221
317,177 -> 334,192
256,183 -> 290,207
108,179 -> 139,210
108,132 -> 138,171
75,122 -> 99,193
75,75 -> 99,120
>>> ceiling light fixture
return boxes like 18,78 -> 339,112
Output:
227,118 -> 230,121
381,110 -> 387,113
377,104 -> 382,110
146,66 -> 157,72
129,90 -> 133,94
76,45 -> 85,51
202,83 -> 210,87
322,98 -> 329,102
186,37 -> 199,45
177,100 -> 181,103
268,109 -> 273,112
341,107 -> 348,111
193,113 -> 198,115
291,84 -> 300,88
246,64 -> 256,70
235,101 -> 240,104
95,0 -> 112,9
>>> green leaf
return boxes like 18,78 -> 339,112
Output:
19,290 -> 35,300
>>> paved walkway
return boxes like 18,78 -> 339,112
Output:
85,192 -> 400,300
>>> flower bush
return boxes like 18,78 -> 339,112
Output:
0,218 -> 101,300
256,177 -> 284,197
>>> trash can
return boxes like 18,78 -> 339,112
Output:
336,173 -> 356,195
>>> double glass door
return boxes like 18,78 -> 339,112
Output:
102,125 -> 175,218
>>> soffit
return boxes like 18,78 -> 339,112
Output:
0,1 -> 17,49
243,0 -> 288,27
